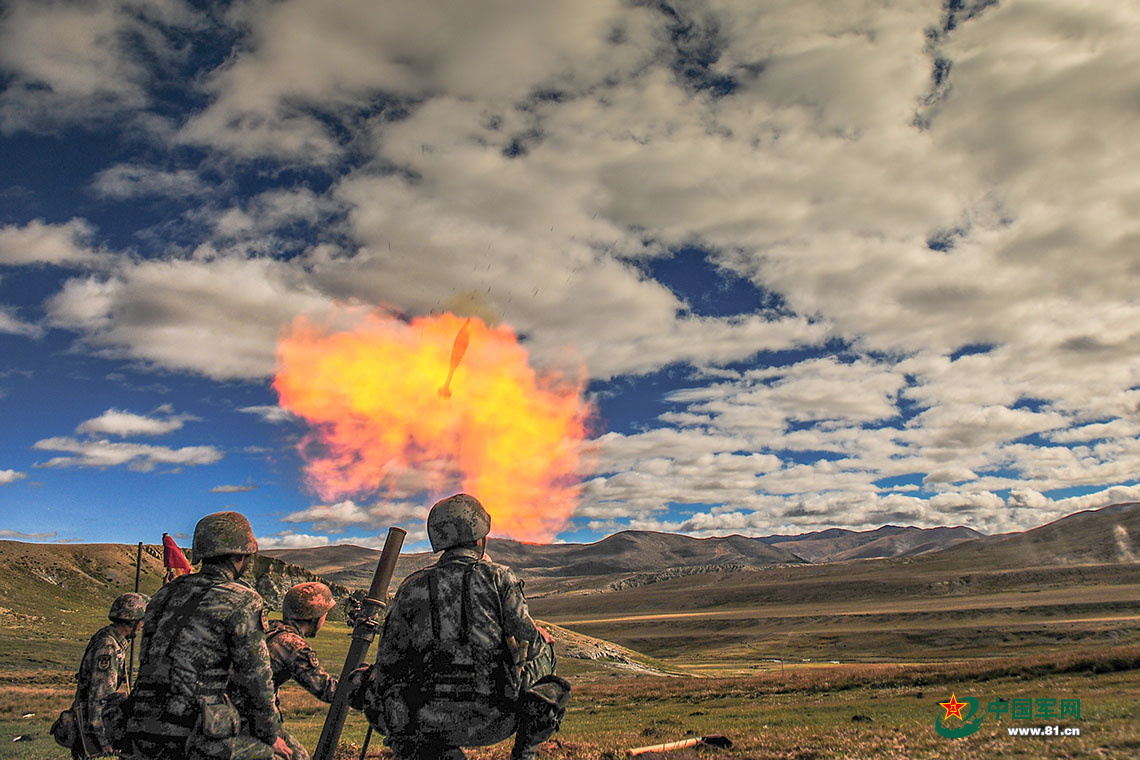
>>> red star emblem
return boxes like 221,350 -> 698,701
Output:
939,694 -> 967,721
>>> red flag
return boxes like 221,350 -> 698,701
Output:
163,533 -> 191,582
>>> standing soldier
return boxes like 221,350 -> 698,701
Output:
266,582 -> 339,760
66,592 -> 147,758
363,494 -> 571,760
126,511 -> 291,760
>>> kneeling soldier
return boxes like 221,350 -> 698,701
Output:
365,494 -> 571,760
68,592 -> 147,758
127,511 -> 290,760
267,582 -> 339,760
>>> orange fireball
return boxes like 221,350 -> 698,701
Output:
274,307 -> 593,543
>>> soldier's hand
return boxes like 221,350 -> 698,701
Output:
272,736 -> 294,760
346,664 -> 375,711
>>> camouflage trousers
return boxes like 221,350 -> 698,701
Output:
128,733 -> 276,760
386,676 -> 571,760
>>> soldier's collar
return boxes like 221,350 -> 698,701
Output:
438,546 -> 483,563
105,623 -> 128,647
276,619 -> 303,635
200,563 -> 239,582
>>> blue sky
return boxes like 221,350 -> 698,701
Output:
2,0 -> 1140,552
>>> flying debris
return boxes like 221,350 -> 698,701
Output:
438,318 -> 472,400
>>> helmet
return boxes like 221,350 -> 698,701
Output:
283,582 -> 336,620
427,493 -> 490,552
109,592 -> 147,622
193,511 -> 258,560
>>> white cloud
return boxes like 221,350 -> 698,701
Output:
211,484 -> 258,494
0,528 -> 55,539
0,470 -> 28,485
45,256 -> 332,380
76,408 -> 186,437
257,527 -> 427,550
1054,485 -> 1140,514
256,531 -> 332,549
32,437 -> 221,472
0,0 -> 201,133
238,405 -> 296,424
0,306 -> 44,338
282,499 -> 425,533
0,219 -> 104,268
91,165 -> 210,200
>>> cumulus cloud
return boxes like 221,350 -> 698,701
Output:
282,499 -> 425,533
257,527 -> 427,549
0,0 -> 201,134
33,437 -> 221,472
45,256 -> 332,380
0,306 -> 44,338
211,484 -> 258,494
238,405 -> 296,424
0,529 -> 56,539
91,165 -> 210,200
0,219 -> 104,268
0,470 -> 28,485
76,408 -> 187,437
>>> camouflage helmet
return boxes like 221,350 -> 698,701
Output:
283,582 -> 336,620
427,493 -> 491,552
109,592 -> 147,622
192,511 -> 258,560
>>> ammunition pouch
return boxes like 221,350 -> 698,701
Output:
516,675 -> 571,748
186,698 -> 241,760
199,699 -> 241,740
49,708 -> 77,748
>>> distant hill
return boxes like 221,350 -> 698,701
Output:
267,530 -> 808,590
926,501 -> 1140,568
762,525 -> 984,562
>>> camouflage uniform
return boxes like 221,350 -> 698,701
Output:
368,545 -> 568,759
71,624 -> 130,757
265,620 -> 338,760
126,562 -> 280,760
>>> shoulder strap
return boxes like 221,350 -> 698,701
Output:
427,572 -> 442,640
459,562 -> 476,645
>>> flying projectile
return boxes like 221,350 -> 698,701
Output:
438,318 -> 472,399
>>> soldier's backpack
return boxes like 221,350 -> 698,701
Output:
419,561 -> 513,706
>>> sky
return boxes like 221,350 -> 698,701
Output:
2,0 -> 1140,552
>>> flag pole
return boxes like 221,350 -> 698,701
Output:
129,540 -> 142,691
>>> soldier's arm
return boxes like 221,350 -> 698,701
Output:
227,598 -> 282,746
284,638 -> 338,703
84,641 -> 121,752
499,569 -> 552,652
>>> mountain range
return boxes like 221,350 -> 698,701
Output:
262,518 -> 997,591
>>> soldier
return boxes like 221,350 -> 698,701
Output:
68,592 -> 147,758
126,511 -> 292,760
266,582 -> 339,760
363,493 -> 571,760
